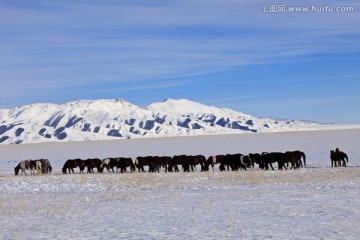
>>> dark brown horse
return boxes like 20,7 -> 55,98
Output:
169,155 -> 206,172
62,159 -> 85,174
283,151 -> 306,169
219,154 -> 247,171
330,150 -> 348,167
204,155 -> 225,171
248,153 -> 262,169
259,152 -> 284,170
84,158 -> 102,173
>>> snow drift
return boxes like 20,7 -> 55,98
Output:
0,98 -> 321,144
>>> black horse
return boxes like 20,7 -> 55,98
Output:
84,158 -> 102,173
204,155 -> 225,171
330,150 -> 348,167
259,152 -> 284,170
62,159 -> 85,174
219,154 -> 247,171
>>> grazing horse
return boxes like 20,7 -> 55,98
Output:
14,160 -> 31,175
84,158 -> 102,173
30,160 -> 42,175
168,155 -> 205,172
204,155 -> 225,171
187,155 -> 206,172
39,159 -> 52,173
100,158 -> 120,173
62,159 -> 85,174
330,150 -> 348,167
114,157 -> 136,173
219,154 -> 247,171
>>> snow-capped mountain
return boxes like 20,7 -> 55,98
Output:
0,98 -> 321,144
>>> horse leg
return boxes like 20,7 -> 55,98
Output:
269,163 -> 275,171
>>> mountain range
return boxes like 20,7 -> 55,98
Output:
0,98 -> 321,144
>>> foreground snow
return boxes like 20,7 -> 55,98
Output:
0,128 -> 359,239
1,169 -> 360,239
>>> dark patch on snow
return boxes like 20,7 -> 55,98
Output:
39,128 -> 46,135
129,127 -> 141,135
14,140 -> 23,144
15,128 -> 24,137
56,132 -> 67,140
231,122 -> 250,131
44,114 -> 64,128
65,116 -> 83,128
199,116 -> 216,124
0,136 -> 9,143
245,120 -> 254,126
177,118 -> 191,128
125,119 -> 136,126
107,129 -> 122,137
264,124 -> 270,128
0,124 -> 16,135
94,126 -> 100,133
192,123 -> 203,130
82,123 -> 91,132
155,117 -> 165,124
155,126 -> 161,132
55,127 -> 65,135
55,127 -> 67,140
215,118 -> 229,127
139,120 -> 155,130
44,134 -> 52,139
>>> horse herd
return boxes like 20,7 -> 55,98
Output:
13,149 -> 349,175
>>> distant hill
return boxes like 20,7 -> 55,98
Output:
0,98 -> 321,144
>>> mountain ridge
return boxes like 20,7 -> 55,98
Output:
0,98 -> 321,144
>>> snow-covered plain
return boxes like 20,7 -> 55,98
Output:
1,127 -> 360,239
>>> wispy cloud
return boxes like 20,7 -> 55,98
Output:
0,0 -> 359,118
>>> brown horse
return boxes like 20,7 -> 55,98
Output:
283,151 -> 306,169
62,159 -> 85,174
330,150 -> 348,167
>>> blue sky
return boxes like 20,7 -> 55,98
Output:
1,0 -> 359,123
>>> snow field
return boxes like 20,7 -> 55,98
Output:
1,168 -> 360,239
0,128 -> 360,239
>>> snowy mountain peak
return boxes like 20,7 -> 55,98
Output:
0,98 -> 321,144
147,98 -> 222,116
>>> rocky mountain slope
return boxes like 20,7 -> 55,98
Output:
0,98 -> 320,144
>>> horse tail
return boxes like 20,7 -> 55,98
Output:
302,152 -> 306,166
345,153 -> 349,162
